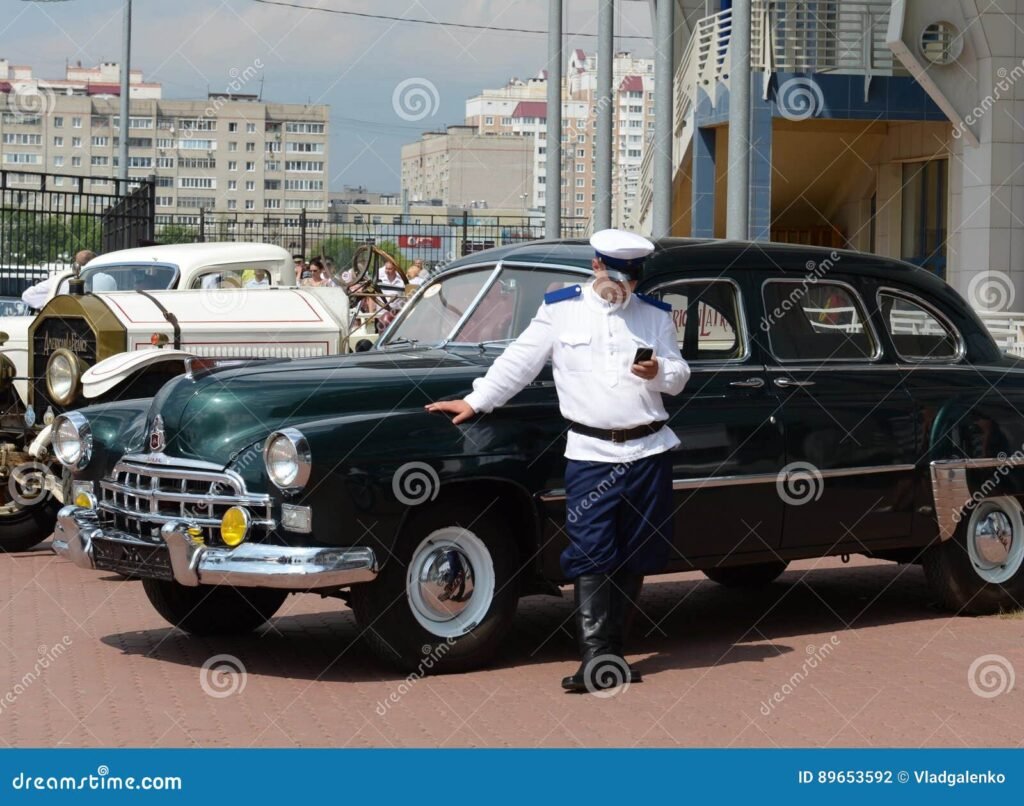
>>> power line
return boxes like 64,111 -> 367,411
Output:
248,0 -> 652,39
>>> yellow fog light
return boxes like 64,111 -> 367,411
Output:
220,506 -> 250,547
73,491 -> 96,509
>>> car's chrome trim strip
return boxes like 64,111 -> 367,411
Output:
538,463 -> 916,501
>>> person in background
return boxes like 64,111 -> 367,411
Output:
22,249 -> 96,310
407,260 -> 427,286
307,258 -> 327,286
245,269 -> 271,289
294,255 -> 312,285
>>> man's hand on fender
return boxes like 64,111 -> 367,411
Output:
425,399 -> 477,424
631,359 -> 659,380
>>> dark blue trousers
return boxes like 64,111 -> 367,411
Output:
561,451 -> 674,579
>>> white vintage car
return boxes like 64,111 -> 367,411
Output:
0,242 -> 356,552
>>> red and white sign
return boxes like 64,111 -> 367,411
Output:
399,235 -> 442,249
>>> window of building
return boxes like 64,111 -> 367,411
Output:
575,207 -> 584,216
155,196 -> 173,207
245,161 -> 256,171
155,157 -> 174,168
179,177 -> 216,189
245,180 -> 255,191
227,180 -> 237,190
228,122 -> 238,132
227,199 -> 237,210
246,122 -> 256,133
53,116 -> 63,128
228,141 -> 238,152
246,142 -> 256,152
53,136 -> 63,147
72,137 -> 82,148
286,142 -> 324,153
285,122 -> 324,134
2,133 -> 41,145
266,198 -> 281,209
484,116 -> 494,125
72,116 -> 82,128
53,155 -> 64,167
155,176 -> 173,187
90,156 -> 108,166
901,159 -> 948,278
228,160 -> 238,171
245,200 -> 255,210
71,156 -> 81,167
3,153 -> 41,165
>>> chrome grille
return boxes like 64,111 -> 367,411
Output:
98,455 -> 273,545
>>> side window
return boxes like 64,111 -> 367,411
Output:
191,267 -> 274,290
762,280 -> 877,362
878,290 -> 961,361
654,280 -> 745,362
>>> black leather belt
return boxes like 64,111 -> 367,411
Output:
567,420 -> 667,444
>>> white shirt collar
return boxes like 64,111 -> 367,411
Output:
583,280 -> 633,313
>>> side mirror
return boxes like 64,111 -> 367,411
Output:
355,339 -> 374,353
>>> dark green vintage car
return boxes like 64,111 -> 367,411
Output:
51,239 -> 1024,671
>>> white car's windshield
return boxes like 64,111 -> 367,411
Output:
382,264 -> 586,347
77,263 -> 178,293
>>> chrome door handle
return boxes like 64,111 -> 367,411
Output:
774,377 -> 815,388
729,377 -> 765,389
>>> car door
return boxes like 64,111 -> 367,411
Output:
646,274 -> 785,565
760,276 -> 917,551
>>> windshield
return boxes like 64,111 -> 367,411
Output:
0,297 -> 32,317
75,263 -> 179,293
382,263 -> 587,347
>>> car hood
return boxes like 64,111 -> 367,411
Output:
151,348 -> 488,466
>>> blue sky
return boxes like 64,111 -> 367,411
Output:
1,0 -> 652,192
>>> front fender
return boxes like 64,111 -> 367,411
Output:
82,348 -> 196,399
64,399 -> 153,483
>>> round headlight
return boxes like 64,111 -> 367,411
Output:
46,349 -> 82,406
52,412 -> 92,469
263,428 -> 311,493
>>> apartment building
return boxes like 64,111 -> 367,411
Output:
0,61 -> 329,227
462,50 -> 656,226
400,125 -> 534,210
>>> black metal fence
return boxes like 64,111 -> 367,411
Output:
157,209 -> 591,269
0,170 -> 155,296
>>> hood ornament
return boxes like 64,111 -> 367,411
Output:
149,415 -> 165,453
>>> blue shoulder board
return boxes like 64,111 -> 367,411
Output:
635,293 -> 672,312
544,285 -> 582,305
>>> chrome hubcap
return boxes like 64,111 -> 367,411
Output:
973,510 -> 1013,568
416,545 -> 475,621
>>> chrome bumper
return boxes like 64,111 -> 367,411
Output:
52,505 -> 378,590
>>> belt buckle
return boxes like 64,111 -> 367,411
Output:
611,429 -> 626,444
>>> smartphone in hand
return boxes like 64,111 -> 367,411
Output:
633,346 -> 654,364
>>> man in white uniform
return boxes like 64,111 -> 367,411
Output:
427,229 -> 690,692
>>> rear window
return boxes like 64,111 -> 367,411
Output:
763,280 -> 878,362
878,290 -> 961,361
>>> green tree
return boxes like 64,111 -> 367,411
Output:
157,224 -> 199,244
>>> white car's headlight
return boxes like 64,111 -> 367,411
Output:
46,349 -> 82,406
263,428 -> 311,493
52,412 -> 92,470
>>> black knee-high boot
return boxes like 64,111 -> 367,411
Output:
561,574 -> 625,692
609,570 -> 645,683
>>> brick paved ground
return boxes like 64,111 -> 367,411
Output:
1,542 -> 1021,747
